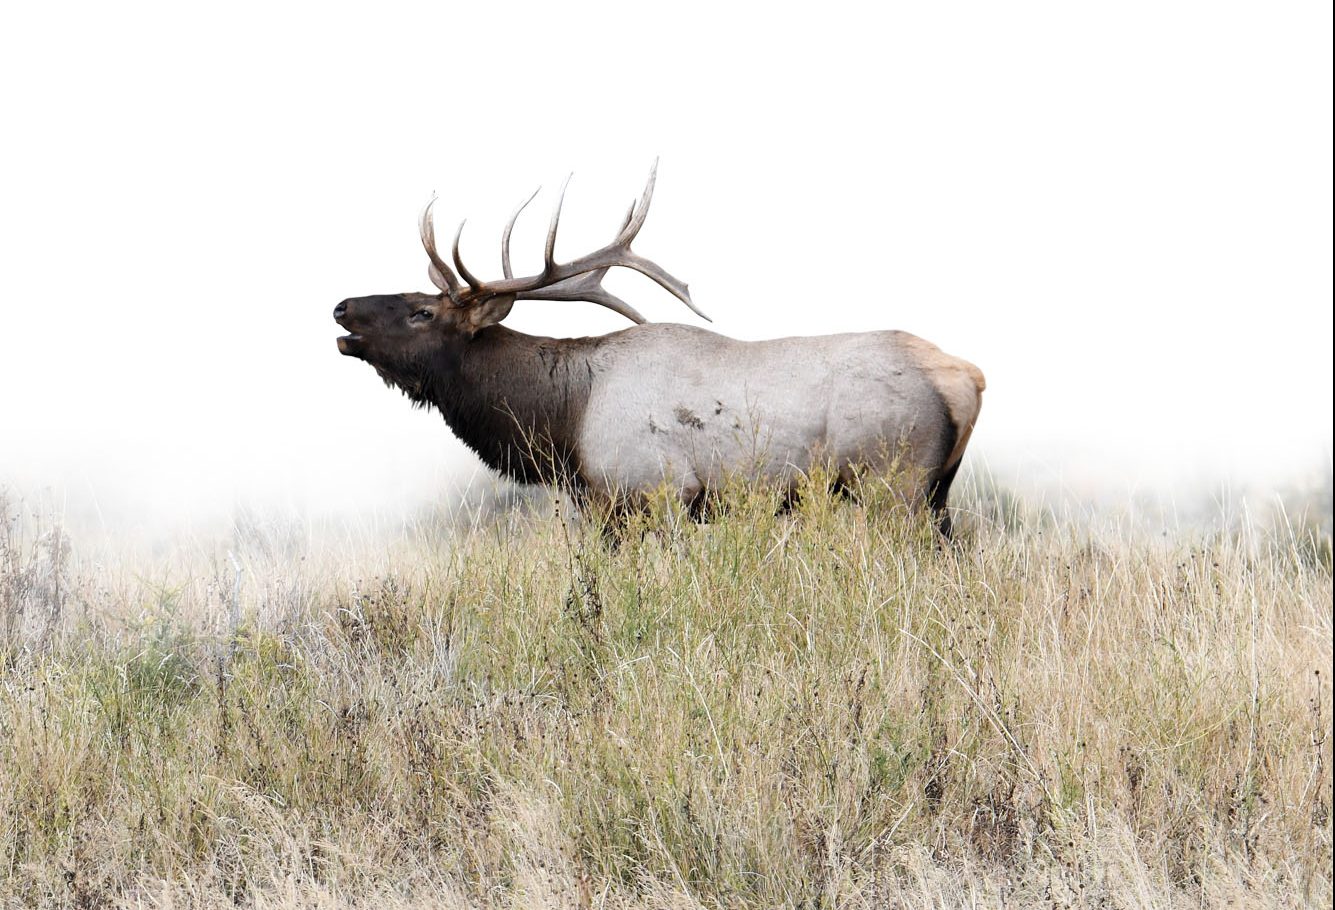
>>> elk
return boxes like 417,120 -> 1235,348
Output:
333,165 -> 985,535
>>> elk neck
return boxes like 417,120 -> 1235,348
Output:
415,325 -> 601,487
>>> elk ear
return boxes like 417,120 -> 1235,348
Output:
464,295 -> 516,333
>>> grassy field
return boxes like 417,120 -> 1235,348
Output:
0,475 -> 1331,908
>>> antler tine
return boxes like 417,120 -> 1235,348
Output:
501,187 -> 540,280
544,174 -> 573,274
623,252 -> 710,322
618,158 -> 658,245
451,220 -> 483,290
420,198 -> 462,300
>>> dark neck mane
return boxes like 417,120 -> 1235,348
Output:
385,326 -> 600,487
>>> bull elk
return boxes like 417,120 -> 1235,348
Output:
333,165 -> 985,535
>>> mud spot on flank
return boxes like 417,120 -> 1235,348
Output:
674,406 -> 704,430
648,416 -> 664,435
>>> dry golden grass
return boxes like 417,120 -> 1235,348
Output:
0,474 -> 1330,909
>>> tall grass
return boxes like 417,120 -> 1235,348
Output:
0,476 -> 1330,908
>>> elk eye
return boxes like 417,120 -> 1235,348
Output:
410,308 -> 434,322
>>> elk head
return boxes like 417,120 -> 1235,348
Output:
333,163 -> 707,387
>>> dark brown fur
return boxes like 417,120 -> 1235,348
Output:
336,293 -> 599,488
429,327 -> 601,487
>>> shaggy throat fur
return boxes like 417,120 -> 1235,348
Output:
375,328 -> 599,489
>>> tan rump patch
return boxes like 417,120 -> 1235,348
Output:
898,333 -> 986,470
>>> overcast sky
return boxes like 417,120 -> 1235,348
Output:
1,2 -> 1330,529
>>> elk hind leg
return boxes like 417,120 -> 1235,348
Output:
928,460 -> 962,541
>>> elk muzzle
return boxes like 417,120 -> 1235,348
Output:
333,298 -> 365,356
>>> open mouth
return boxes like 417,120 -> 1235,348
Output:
336,333 -> 365,356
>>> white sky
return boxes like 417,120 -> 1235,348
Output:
1,2 -> 1331,529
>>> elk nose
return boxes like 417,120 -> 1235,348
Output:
333,300 -> 349,319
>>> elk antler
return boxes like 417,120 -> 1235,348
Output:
420,162 -> 709,324
420,198 -> 461,303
